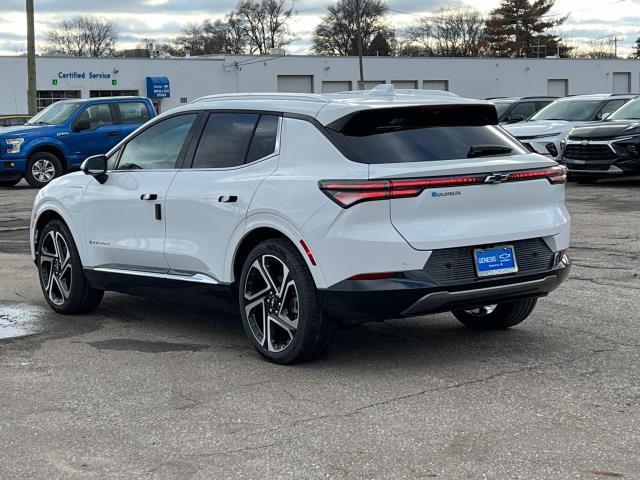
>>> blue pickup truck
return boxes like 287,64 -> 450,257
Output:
0,97 -> 156,187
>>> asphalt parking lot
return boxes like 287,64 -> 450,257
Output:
0,179 -> 638,479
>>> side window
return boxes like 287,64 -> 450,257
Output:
536,101 -> 552,111
598,99 -> 626,119
0,119 -> 9,127
10,118 -> 27,126
192,113 -> 258,168
117,102 -> 150,125
117,114 -> 197,170
247,115 -> 280,163
510,102 -> 536,119
75,104 -> 113,130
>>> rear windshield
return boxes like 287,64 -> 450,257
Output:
329,105 -> 525,164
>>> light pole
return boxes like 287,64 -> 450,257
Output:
355,0 -> 364,89
26,0 -> 37,115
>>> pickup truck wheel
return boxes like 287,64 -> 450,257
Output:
239,238 -> 334,365
25,152 -> 63,188
37,219 -> 104,314
452,298 -> 538,330
0,178 -> 20,187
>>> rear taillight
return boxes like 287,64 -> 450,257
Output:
319,165 -> 567,209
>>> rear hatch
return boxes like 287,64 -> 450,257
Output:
327,105 -> 568,251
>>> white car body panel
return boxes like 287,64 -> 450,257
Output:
83,170 -> 178,270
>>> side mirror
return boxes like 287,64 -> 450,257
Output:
507,115 -> 524,124
74,119 -> 91,132
81,155 -> 108,184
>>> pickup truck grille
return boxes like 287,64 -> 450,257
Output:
424,238 -> 554,286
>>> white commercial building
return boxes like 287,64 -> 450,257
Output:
1,54 -> 639,114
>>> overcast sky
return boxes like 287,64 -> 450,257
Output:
0,0 -> 638,57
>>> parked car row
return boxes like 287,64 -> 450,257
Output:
496,93 -> 639,182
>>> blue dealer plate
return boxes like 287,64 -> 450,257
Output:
474,245 -> 518,277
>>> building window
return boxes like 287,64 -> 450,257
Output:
321,81 -> 352,93
277,75 -> 314,93
359,80 -> 385,90
90,90 -> 139,98
36,90 -> 81,111
423,80 -> 449,91
392,80 -> 418,89
547,79 -> 568,97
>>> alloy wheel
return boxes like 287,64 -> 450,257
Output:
39,230 -> 72,306
32,159 -> 56,183
243,254 -> 299,353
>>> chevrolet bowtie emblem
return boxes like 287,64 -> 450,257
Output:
485,173 -> 510,184
580,139 -> 590,145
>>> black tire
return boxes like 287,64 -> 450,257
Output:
0,178 -> 20,187
452,297 -> 538,330
25,152 -> 63,188
37,219 -> 104,314
238,238 -> 333,364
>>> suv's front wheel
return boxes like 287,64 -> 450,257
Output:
452,298 -> 538,330
37,220 -> 104,314
238,239 -> 333,364
25,152 -> 63,188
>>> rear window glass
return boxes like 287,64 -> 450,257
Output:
118,102 -> 150,124
331,106 -> 525,164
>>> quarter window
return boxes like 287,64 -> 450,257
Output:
117,102 -> 150,124
75,104 -> 113,130
117,114 -> 197,170
192,113 -> 259,168
247,115 -> 279,163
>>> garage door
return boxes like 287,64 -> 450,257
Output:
277,75 -> 313,93
613,72 -> 631,93
392,80 -> 418,89
360,81 -> 385,90
322,81 -> 352,93
547,79 -> 568,97
423,80 -> 449,91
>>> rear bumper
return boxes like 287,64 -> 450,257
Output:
319,256 -> 570,323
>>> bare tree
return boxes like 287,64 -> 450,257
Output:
44,16 -> 118,57
313,0 -> 392,56
406,7 -> 486,57
235,0 -> 294,54
171,16 -> 249,56
584,35 -> 617,58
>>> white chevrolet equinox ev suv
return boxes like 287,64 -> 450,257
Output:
30,86 -> 571,364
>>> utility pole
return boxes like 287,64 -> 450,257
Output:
355,0 -> 364,89
613,35 -> 618,58
26,0 -> 37,115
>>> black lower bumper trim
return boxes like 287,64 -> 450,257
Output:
320,261 -> 570,323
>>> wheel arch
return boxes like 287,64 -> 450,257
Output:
31,203 -> 85,265
228,219 -> 327,289
28,144 -> 68,170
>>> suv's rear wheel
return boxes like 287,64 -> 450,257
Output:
452,297 -> 538,330
238,239 -> 333,364
37,220 -> 104,314
25,152 -> 63,188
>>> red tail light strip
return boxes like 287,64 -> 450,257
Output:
319,165 -> 567,208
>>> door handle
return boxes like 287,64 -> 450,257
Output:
218,195 -> 238,203
107,131 -> 120,137
140,193 -> 158,201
